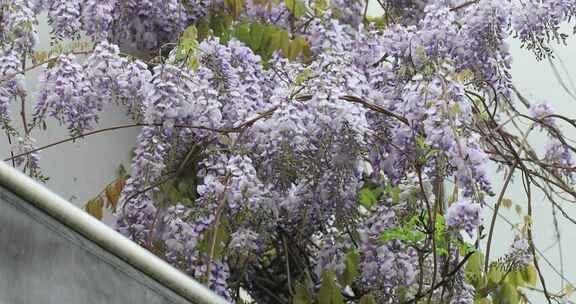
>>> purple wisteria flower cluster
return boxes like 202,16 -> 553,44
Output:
0,53 -> 24,127
3,0 -> 576,303
33,42 -> 151,135
446,199 -> 483,236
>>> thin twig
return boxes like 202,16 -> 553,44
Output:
282,234 -> 294,296
484,160 -> 517,282
449,0 -> 480,12
0,50 -> 93,84
523,171 -> 553,304
402,251 -> 475,304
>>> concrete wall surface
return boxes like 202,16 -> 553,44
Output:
0,186 -> 194,304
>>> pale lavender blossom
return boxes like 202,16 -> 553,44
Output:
509,235 -> 532,267
0,52 -> 24,126
48,0 -> 82,39
446,199 -> 482,235
1,0 -> 38,52
449,275 -> 475,304
34,54 -> 98,135
229,228 -> 260,255
529,102 -> 557,128
11,136 -> 40,174
81,0 -> 117,41
201,261 -> 232,301
544,137 -> 574,180
511,0 -> 576,57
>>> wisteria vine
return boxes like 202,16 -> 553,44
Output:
2,0 -> 576,303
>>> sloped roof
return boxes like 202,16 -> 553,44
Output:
0,162 -> 228,304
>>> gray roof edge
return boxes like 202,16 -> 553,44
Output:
0,162 -> 228,304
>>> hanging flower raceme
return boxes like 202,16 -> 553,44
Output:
511,0 -> 576,58
0,0 -> 38,53
530,102 -> 557,129
0,52 -> 25,127
47,0 -> 82,39
33,54 -> 99,136
81,0 -> 117,41
544,138 -> 575,181
11,135 -> 41,177
445,198 -> 483,236
358,204 -> 419,301
528,102 -> 575,180
508,235 -> 532,267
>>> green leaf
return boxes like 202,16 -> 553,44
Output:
465,251 -> 484,275
285,0 -> 306,18
435,213 -> 446,231
225,0 -> 245,18
384,184 -> 401,205
416,135 -> 427,149
196,18 -> 211,41
465,251 -> 484,288
379,226 -> 426,244
261,25 -> 281,59
293,281 -> 313,304
433,214 -> 449,256
279,30 -> 290,58
249,23 -> 266,51
494,282 -> 519,304
359,188 -> 378,209
181,25 -> 198,42
189,57 -> 200,71
229,21 -> 311,64
295,68 -> 312,85
341,250 -> 360,286
197,217 -> 230,259
314,0 -> 328,15
217,133 -> 234,147
359,294 -> 377,304
210,12 -> 233,43
520,265 -> 537,287
175,25 -> 200,69
508,265 -> 537,288
46,57 -> 58,69
488,264 -> 503,286
287,36 -> 306,61
318,271 -> 344,304
235,22 -> 251,44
